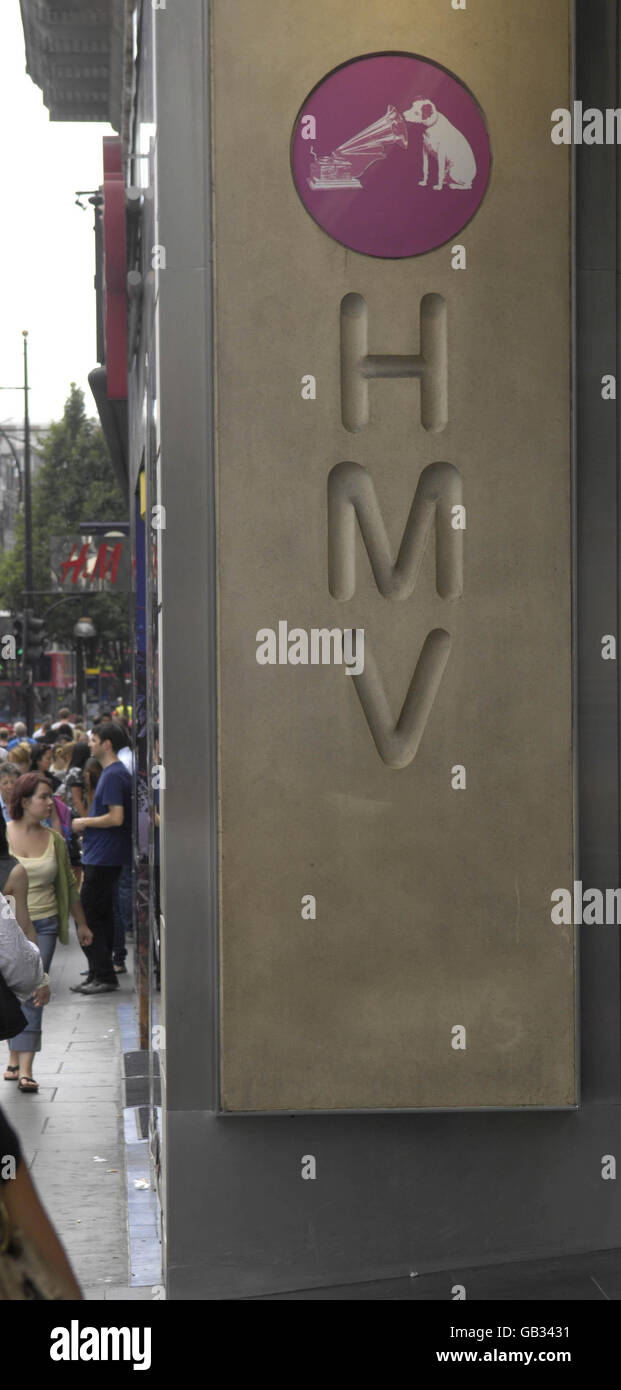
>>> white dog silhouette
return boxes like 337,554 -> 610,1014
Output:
403,98 -> 476,190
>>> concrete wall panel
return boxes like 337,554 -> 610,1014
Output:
211,0 -> 575,1111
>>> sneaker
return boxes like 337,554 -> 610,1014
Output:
79,980 -> 119,995
70,976 -> 93,993
113,963 -> 128,974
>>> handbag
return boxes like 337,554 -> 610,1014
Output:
0,1196 -> 72,1300
0,970 -> 26,1043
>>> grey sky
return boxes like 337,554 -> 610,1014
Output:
0,2 -> 113,427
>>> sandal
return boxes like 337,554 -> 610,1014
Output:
3,1065 -> 18,1081
18,1076 -> 38,1093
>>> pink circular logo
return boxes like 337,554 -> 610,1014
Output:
291,53 -> 491,259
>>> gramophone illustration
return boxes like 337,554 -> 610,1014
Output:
308,104 -> 408,190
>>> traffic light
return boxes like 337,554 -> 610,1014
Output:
12,614 -> 23,660
24,610 -> 45,664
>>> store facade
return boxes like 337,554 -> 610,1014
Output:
22,0 -> 621,1298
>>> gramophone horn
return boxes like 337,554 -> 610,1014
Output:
336,105 -> 408,155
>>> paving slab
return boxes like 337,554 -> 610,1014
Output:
5,1087 -> 58,1103
50,1085 -> 121,1101
83,1284 -> 159,1301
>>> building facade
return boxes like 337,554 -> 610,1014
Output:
22,0 -> 621,1299
0,427 -> 48,553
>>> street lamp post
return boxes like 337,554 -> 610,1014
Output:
22,332 -> 34,732
74,617 -> 96,726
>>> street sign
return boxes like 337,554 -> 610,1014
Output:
291,52 -> 492,258
212,0 -> 575,1113
50,533 -> 130,592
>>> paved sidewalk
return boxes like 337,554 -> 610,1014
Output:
2,927 -> 131,1296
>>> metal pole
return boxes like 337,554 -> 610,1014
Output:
22,332 -> 34,732
82,643 -> 87,726
76,639 -> 84,724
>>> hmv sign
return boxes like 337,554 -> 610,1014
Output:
291,53 -> 492,258
213,1 -> 575,1113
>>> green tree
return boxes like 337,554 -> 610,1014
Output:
0,384 -> 130,700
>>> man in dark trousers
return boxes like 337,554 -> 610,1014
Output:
71,721 -> 132,994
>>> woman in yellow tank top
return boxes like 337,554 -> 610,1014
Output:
5,773 -> 92,1093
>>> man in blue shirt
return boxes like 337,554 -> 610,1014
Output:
7,721 -> 37,750
71,721 -> 132,994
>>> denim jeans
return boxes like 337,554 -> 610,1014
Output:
9,915 -> 58,1053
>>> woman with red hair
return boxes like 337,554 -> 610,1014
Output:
4,774 -> 92,1093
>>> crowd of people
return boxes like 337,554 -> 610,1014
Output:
0,703 -> 138,1298
0,707 -> 134,1094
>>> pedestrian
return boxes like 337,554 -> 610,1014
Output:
109,722 -> 133,973
49,741 -> 72,785
84,757 -> 102,810
28,747 -> 64,835
7,723 -> 36,752
113,702 -> 132,722
0,765 -> 19,823
10,743 -> 33,776
1,811 -> 49,1086
0,1103 -> 82,1298
113,714 -> 134,772
5,774 -> 92,1090
56,744 -> 91,887
71,722 -> 132,995
30,744 -> 54,780
112,864 -> 132,975
0,728 -> 9,764
51,707 -> 74,734
33,716 -> 53,743
52,724 -> 74,743
57,743 -> 89,818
